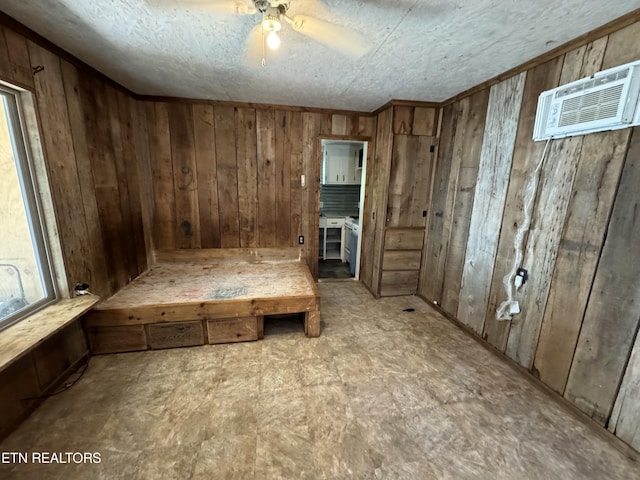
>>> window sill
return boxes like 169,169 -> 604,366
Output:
0,295 -> 99,374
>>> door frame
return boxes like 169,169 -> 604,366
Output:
316,134 -> 372,280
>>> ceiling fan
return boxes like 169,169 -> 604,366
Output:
149,0 -> 370,63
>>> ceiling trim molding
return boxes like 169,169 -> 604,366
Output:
442,7 -> 640,107
135,94 -> 375,117
372,99 -> 442,116
0,11 -> 135,97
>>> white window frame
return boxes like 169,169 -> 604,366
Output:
0,83 -> 58,331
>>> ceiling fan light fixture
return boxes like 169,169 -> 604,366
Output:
262,14 -> 281,32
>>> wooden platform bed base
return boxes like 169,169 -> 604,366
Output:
83,248 -> 320,354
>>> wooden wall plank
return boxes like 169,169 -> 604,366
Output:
147,102 -> 176,251
503,139 -> 584,367
132,101 -> 155,266
419,104 -> 456,304
118,94 -> 148,275
564,129 -> 640,425
31,322 -> 86,390
505,38 -> 609,368
386,134 -> 411,227
213,106 -> 240,247
533,128 -> 629,392
412,108 -> 436,136
482,56 -> 565,350
301,112 -> 322,278
393,106 -> 414,134
236,107 -> 258,248
601,21 -> 640,69
597,22 -> 640,444
0,28 -> 12,80
274,110 -> 291,246
28,42 -> 94,294
362,108 -> 393,295
358,115 -> 376,137
86,77 -> 130,290
3,27 -> 34,89
106,87 -> 139,281
256,109 -> 277,248
440,90 -> 490,315
0,355 -> 40,439
457,72 -> 526,334
167,102 -> 200,249
331,114 -> 347,136
192,104 -> 220,248
287,111 -> 304,247
357,115 -> 377,280
58,60 -> 110,296
412,136 -> 436,228
610,322 -> 640,450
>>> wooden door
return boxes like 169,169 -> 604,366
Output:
386,134 -> 436,228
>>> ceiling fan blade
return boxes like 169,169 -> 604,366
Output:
147,0 -> 256,15
245,24 -> 265,66
285,14 -> 370,58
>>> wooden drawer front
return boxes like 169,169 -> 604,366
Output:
380,271 -> 420,296
382,250 -> 422,271
86,325 -> 148,354
384,228 -> 424,250
207,317 -> 259,344
147,321 -> 205,349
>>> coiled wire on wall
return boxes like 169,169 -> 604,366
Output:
496,138 -> 552,321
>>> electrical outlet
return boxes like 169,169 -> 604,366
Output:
298,236 -> 304,245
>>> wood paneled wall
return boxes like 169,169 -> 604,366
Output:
0,21 -> 148,440
361,107 -> 393,295
6,35 -> 148,297
420,21 -> 640,451
361,105 -> 438,296
139,101 -> 376,278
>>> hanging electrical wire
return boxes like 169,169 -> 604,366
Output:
496,138 -> 552,321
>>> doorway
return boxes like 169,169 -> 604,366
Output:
318,138 -> 368,280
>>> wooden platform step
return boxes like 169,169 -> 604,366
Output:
85,316 -> 266,354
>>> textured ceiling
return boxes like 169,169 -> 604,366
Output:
2,1 -> 640,111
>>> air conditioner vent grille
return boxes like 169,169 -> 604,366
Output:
555,68 -> 629,99
558,84 -> 624,127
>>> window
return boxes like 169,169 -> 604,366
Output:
0,84 -> 56,331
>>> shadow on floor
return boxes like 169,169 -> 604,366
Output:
263,313 -> 305,337
318,260 -> 353,279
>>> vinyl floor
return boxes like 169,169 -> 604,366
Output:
1,281 -> 638,479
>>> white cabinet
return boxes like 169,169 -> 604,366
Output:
319,217 -> 346,261
323,154 -> 344,185
322,144 -> 361,185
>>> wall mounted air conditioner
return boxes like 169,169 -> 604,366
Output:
533,60 -> 640,141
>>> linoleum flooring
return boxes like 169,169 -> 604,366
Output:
1,281 -> 638,479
